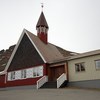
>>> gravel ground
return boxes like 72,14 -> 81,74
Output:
0,88 -> 100,100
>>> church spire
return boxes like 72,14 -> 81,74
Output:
36,6 -> 49,44
36,12 -> 49,29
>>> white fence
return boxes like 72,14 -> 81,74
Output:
57,73 -> 66,88
37,76 -> 48,89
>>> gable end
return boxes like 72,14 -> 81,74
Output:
8,34 -> 44,71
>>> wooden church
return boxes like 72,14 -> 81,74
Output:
0,11 -> 74,89
0,9 -> 100,89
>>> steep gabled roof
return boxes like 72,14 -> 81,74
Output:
36,12 -> 49,28
0,29 -> 73,75
26,29 -> 65,62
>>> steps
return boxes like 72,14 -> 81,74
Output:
40,81 -> 57,88
59,80 -> 68,88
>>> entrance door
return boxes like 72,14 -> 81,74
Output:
49,65 -> 65,81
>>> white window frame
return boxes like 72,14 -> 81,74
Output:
33,66 -> 43,78
21,69 -> 26,79
75,62 -> 85,72
95,60 -> 100,70
7,66 -> 43,81
33,67 -> 38,77
11,71 -> 15,80
8,72 -> 11,81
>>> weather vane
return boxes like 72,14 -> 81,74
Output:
41,3 -> 44,11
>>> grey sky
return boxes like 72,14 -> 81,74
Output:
0,0 -> 100,53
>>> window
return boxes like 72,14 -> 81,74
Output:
11,71 -> 15,80
95,60 -> 100,70
33,68 -> 37,77
37,66 -> 43,76
7,66 -> 43,81
33,66 -> 43,77
21,70 -> 26,78
41,27 -> 44,32
37,28 -> 40,33
8,73 -> 11,81
75,62 -> 85,72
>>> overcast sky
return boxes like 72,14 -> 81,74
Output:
0,0 -> 100,53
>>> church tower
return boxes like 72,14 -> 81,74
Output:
36,11 -> 49,44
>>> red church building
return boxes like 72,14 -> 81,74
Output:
1,9 -> 100,89
0,11 -> 73,89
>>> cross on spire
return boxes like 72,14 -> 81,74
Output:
36,5 -> 49,44
41,3 -> 44,11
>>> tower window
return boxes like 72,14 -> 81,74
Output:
37,28 -> 40,33
41,27 -> 44,32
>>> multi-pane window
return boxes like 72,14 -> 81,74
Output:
8,66 -> 43,81
21,70 -> 26,78
95,60 -> 100,70
11,71 -> 15,80
33,68 -> 37,77
33,66 -> 43,77
75,62 -> 85,72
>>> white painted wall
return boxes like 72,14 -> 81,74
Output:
68,55 -> 100,82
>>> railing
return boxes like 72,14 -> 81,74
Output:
57,73 -> 67,88
37,76 -> 48,89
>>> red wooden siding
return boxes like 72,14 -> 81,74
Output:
6,77 -> 41,87
6,64 -> 47,87
0,74 -> 5,88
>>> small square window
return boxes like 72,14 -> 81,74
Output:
95,60 -> 100,70
75,62 -> 85,72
